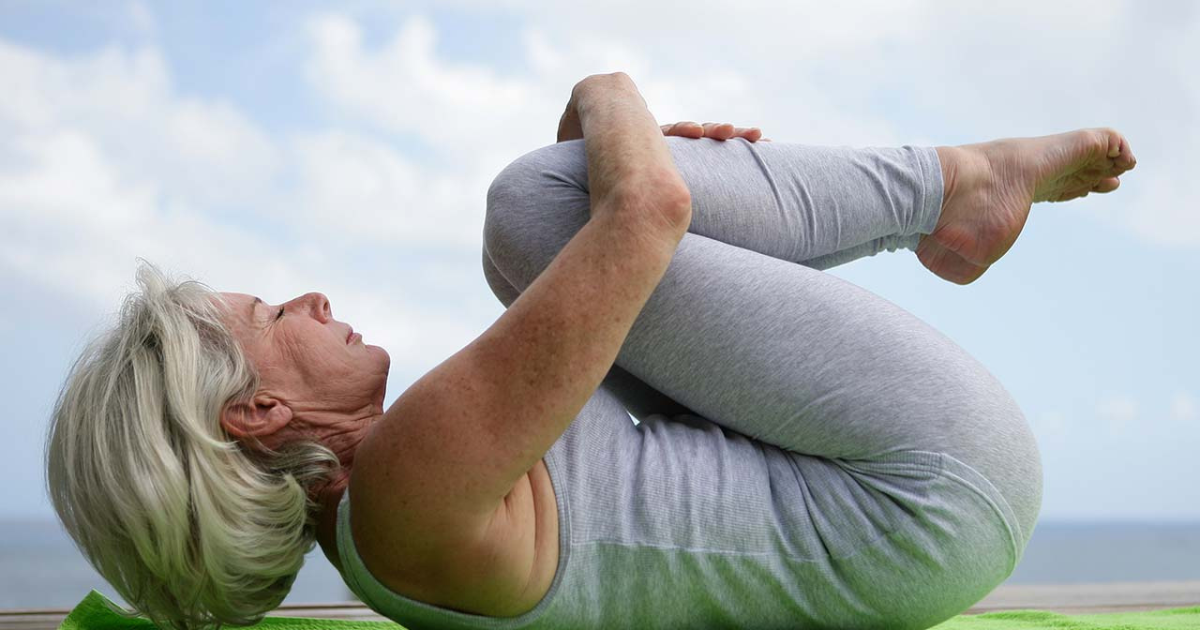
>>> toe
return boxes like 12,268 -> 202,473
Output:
1103,128 -> 1123,158
1101,129 -> 1137,172
1054,186 -> 1093,202
1116,135 -> 1137,171
1093,176 -> 1120,193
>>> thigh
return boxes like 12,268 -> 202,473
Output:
557,387 -> 1020,629
485,141 -> 1042,551
803,449 -> 1022,629
482,136 -> 933,421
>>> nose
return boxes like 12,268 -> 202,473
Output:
294,292 -> 332,322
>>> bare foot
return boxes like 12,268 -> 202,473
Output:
916,128 -> 1137,285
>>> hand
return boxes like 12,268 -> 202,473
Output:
659,121 -> 770,142
557,74 -> 644,143
556,84 -> 585,143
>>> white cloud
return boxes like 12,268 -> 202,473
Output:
404,0 -> 931,61
287,130 -> 487,248
1097,395 -> 1138,436
305,13 -> 548,157
0,127 -> 159,307
126,0 -> 156,37
1034,409 -> 1068,439
5,3 -> 1195,376
0,41 -> 279,212
302,2 -> 1200,248
1111,9 -> 1200,247
1170,391 -> 1197,423
0,36 -> 495,386
2,1 -> 1197,525
0,41 -> 282,309
303,9 -> 907,156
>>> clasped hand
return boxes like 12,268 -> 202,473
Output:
658,121 -> 768,143
556,73 -> 768,144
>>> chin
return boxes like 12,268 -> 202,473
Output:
370,345 -> 391,379
367,349 -> 390,406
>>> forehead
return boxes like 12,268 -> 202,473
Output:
215,292 -> 259,327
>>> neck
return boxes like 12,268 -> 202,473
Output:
293,403 -> 384,525
291,397 -> 386,571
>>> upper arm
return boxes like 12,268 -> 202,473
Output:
350,443 -> 540,612
351,153 -> 688,584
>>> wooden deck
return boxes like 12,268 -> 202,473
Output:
2,581 -> 1197,629
966,580 -> 1200,615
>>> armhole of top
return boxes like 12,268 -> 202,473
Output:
334,452 -> 574,627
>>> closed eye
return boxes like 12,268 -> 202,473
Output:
276,306 -> 285,321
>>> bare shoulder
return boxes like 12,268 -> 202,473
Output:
339,429 -> 561,617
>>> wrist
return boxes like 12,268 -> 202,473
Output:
575,74 -> 642,120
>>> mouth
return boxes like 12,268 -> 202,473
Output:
346,326 -> 355,344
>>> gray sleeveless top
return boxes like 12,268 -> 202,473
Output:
334,388 -> 1020,629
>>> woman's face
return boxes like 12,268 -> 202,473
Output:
217,291 -> 390,429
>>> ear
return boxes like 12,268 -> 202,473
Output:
220,395 -> 294,440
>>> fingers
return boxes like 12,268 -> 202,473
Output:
661,121 -> 766,142
731,126 -> 763,142
700,122 -> 763,142
661,121 -> 705,138
701,122 -> 736,140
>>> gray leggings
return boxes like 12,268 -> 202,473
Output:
481,137 -> 1043,625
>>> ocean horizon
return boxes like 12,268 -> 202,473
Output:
2,518 -> 1197,610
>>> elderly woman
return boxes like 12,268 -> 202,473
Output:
46,72 -> 1135,629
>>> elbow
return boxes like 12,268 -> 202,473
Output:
657,181 -> 693,228
606,171 -> 693,232
640,167 -> 692,220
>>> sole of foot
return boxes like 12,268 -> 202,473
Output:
917,127 -> 1137,285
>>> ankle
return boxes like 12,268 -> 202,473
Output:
935,145 -> 994,217
934,146 -> 962,223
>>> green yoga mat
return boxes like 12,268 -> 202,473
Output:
57,589 -> 1200,629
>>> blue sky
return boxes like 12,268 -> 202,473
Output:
1,0 -> 1197,525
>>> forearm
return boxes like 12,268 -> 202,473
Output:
378,208 -> 685,534
573,73 -> 691,217
466,210 -> 681,489
371,80 -> 694,531
457,78 -> 693,502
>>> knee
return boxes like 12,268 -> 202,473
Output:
483,141 -> 590,288
897,334 -> 1044,553
481,248 -> 520,308
482,157 -> 535,279
984,383 -> 1043,544
944,375 -> 1045,552
1001,406 -> 1044,552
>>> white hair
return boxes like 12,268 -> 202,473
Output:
44,260 -> 342,629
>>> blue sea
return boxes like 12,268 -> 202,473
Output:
1,519 -> 1197,610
